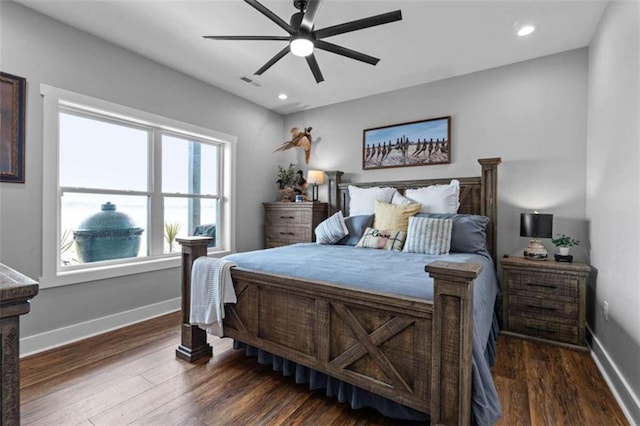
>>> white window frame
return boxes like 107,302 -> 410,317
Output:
40,85 -> 237,288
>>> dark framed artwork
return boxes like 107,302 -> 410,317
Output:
363,116 -> 450,170
1,72 -> 26,183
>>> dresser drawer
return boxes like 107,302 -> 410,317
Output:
509,316 -> 579,345
508,294 -> 578,321
265,225 -> 310,243
507,271 -> 579,299
265,209 -> 311,226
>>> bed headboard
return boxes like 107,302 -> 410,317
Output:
324,158 -> 501,263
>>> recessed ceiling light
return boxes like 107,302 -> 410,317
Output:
517,25 -> 536,37
278,93 -> 288,100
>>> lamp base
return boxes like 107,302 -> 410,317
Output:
523,239 -> 548,260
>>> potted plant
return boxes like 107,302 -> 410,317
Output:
551,234 -> 579,255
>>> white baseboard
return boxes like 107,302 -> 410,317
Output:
587,325 -> 640,425
20,298 -> 181,357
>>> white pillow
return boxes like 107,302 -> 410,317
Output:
348,185 -> 396,216
391,191 -> 412,205
315,211 -> 349,244
404,179 -> 460,214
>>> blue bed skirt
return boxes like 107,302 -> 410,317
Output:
233,313 -> 500,424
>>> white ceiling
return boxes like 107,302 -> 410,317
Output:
17,0 -> 608,115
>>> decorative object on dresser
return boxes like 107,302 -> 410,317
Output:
0,72 -> 27,183
501,256 -> 590,351
363,116 -> 450,170
552,233 -> 579,262
306,169 -> 324,201
276,163 -> 308,201
520,211 -> 553,260
1,263 -> 39,424
263,201 -> 328,248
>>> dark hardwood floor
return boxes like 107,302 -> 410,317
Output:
20,312 -> 628,425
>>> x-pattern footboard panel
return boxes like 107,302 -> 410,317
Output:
222,270 -> 433,412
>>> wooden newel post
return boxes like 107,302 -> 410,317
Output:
425,261 -> 481,426
175,237 -> 213,363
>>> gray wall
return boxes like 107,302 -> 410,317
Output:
0,2 -> 283,341
586,1 -> 640,422
284,49 -> 589,262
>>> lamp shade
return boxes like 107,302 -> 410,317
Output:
306,170 -> 324,185
520,213 -> 553,238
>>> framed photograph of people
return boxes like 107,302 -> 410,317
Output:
363,116 -> 450,170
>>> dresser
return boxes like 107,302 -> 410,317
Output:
1,264 -> 39,425
263,202 -> 328,248
501,256 -> 590,351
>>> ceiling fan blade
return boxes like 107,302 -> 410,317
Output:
203,35 -> 289,41
300,0 -> 322,32
314,10 -> 402,39
305,53 -> 324,83
314,40 -> 379,66
245,0 -> 295,35
254,46 -> 290,75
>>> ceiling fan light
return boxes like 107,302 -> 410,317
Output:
290,37 -> 314,57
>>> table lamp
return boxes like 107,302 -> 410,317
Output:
520,212 -> 553,260
306,170 -> 324,202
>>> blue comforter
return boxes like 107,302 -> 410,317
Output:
225,243 -> 502,424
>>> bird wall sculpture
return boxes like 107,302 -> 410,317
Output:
273,127 -> 313,164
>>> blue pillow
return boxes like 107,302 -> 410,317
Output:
337,214 -> 374,246
416,213 -> 490,254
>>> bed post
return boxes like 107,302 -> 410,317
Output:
324,170 -> 344,215
176,236 -> 213,363
426,261 -> 481,426
478,157 -> 501,263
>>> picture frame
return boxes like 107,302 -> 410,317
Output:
363,116 -> 450,170
1,72 -> 26,183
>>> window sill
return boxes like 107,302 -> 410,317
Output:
39,249 -> 232,289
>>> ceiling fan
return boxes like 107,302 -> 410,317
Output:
203,0 -> 402,83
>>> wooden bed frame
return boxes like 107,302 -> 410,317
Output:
176,157 -> 501,425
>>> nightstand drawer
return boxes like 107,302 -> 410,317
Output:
265,209 -> 310,226
509,295 -> 578,321
265,225 -> 310,243
507,272 -> 579,299
509,316 -> 579,345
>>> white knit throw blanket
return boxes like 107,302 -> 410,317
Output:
189,257 -> 237,337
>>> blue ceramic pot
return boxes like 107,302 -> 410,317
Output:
73,202 -> 144,263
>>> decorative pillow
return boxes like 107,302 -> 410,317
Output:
404,179 -> 460,214
348,185 -> 396,216
417,213 -> 490,254
315,211 -> 349,244
337,214 -> 374,246
356,227 -> 407,251
403,216 -> 453,255
373,200 -> 422,233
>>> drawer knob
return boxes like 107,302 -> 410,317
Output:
525,325 -> 557,334
525,304 -> 557,311
526,282 -> 558,289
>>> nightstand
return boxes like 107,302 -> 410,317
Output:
263,202 -> 328,248
501,256 -> 590,351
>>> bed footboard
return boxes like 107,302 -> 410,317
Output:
176,238 -> 480,425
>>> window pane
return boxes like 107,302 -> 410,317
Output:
162,135 -> 219,195
61,193 -> 148,266
164,197 -> 218,253
59,112 -> 148,191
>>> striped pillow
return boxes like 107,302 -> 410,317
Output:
403,216 -> 453,255
315,211 -> 349,244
